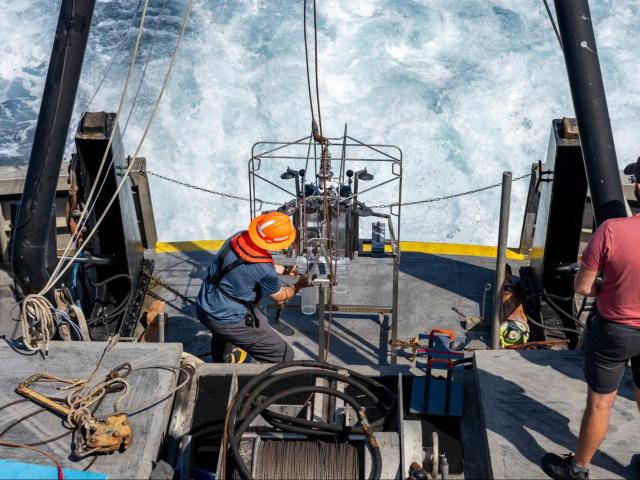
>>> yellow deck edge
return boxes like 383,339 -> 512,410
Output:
155,240 -> 527,260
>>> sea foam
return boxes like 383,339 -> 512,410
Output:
1,0 -> 639,245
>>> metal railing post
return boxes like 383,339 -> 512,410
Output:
492,172 -> 512,349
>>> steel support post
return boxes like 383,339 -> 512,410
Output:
553,0 -> 627,224
492,172 -> 512,350
391,252 -> 399,365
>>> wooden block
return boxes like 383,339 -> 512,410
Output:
562,117 -> 580,140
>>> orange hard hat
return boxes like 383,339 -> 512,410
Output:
248,211 -> 296,251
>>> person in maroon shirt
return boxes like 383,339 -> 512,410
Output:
542,158 -> 640,480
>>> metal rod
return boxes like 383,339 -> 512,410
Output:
11,0 -> 97,294
339,124 -> 348,186
252,173 -> 297,197
338,177 -> 399,204
158,312 -> 166,343
553,0 -> 627,224
251,135 -> 312,158
492,171 -> 512,350
391,249 -> 399,365
345,136 -> 402,161
267,303 -> 393,314
254,155 -> 399,163
318,286 -> 325,361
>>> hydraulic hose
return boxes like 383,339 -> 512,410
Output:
227,361 -> 395,480
238,368 -> 394,434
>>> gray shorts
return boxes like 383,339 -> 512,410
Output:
583,313 -> 640,394
197,307 -> 294,363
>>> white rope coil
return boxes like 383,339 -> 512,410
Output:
21,295 -> 57,352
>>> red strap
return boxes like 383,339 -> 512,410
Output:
232,232 -> 273,264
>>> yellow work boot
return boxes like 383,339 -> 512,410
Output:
224,347 -> 248,364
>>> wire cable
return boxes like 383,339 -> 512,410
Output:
303,0 -> 315,126
42,0 -> 152,296
81,0 -> 170,229
542,0 -> 563,50
43,0 -> 193,292
86,0 -> 145,109
226,361 -> 394,480
312,0 -> 323,138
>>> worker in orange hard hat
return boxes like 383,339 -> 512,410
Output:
196,212 -> 307,363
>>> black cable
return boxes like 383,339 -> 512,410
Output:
86,288 -> 132,326
523,291 -> 584,327
227,361 -> 392,480
526,314 -> 580,334
0,408 -> 47,437
542,0 -> 563,50
238,368 -> 394,433
85,274 -> 133,326
543,292 -> 584,327
88,273 -> 132,288
0,399 -> 28,413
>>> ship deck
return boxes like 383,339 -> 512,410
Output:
0,248 -> 637,479
151,248 -> 503,364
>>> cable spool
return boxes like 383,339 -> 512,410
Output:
254,440 -> 361,480
226,361 -> 397,480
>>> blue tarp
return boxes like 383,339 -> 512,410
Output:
0,460 -> 107,480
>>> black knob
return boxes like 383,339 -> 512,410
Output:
410,469 -> 428,480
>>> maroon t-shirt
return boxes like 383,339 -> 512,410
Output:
581,215 -> 640,327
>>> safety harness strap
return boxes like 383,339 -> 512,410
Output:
211,240 -> 263,312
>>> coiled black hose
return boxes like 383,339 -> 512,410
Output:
227,361 -> 396,480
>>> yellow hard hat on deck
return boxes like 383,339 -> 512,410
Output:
248,212 -> 296,251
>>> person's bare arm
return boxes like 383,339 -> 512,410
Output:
574,265 -> 600,297
270,276 -> 308,304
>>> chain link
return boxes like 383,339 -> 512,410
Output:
149,273 -> 196,306
147,169 -> 531,209
146,170 -> 281,205
368,173 -> 532,209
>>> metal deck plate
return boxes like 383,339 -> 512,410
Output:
475,350 -> 638,479
0,341 -> 182,479
150,248 -> 508,365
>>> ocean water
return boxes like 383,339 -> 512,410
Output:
1,0 -> 639,244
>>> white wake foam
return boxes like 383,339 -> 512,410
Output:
1,0 -> 639,244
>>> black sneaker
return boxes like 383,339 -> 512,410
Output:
541,453 -> 589,480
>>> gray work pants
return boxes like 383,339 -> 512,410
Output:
197,307 -> 294,363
